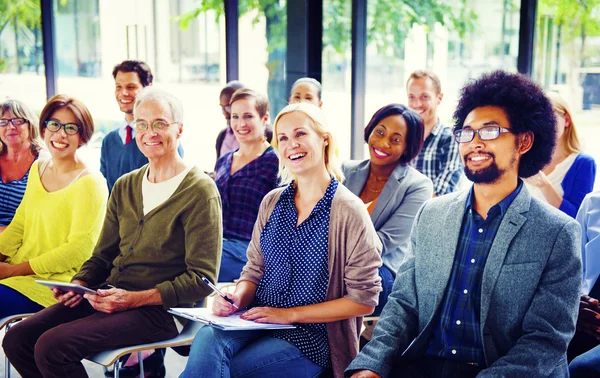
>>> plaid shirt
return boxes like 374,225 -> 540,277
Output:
215,146 -> 279,240
412,120 -> 463,196
425,181 -> 523,366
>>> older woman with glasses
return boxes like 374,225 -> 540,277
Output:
0,94 -> 108,318
0,99 -> 44,232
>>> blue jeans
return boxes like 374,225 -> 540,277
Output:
372,265 -> 395,316
180,327 -> 324,378
218,238 -> 250,282
0,284 -> 44,317
570,344 -> 600,377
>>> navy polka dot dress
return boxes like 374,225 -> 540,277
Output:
254,178 -> 338,368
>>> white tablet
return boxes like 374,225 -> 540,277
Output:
35,280 -> 97,295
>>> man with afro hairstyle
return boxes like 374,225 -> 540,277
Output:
346,70 -> 582,378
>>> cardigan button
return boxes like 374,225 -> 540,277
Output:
128,247 -> 133,252
139,220 -> 144,225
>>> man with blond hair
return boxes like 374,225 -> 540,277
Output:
407,69 -> 463,196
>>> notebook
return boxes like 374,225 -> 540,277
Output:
168,307 -> 296,331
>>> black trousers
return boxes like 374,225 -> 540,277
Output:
390,356 -> 483,378
2,301 -> 177,378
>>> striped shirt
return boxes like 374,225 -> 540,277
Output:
425,181 -> 522,366
0,162 -> 35,226
215,146 -> 279,240
412,121 -> 463,196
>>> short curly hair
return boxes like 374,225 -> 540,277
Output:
363,104 -> 424,165
453,70 -> 556,178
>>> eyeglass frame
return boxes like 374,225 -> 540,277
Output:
45,120 -> 80,135
453,126 -> 513,143
0,118 -> 28,127
134,119 -> 180,132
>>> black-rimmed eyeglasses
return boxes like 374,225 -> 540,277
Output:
45,120 -> 80,135
0,118 -> 28,127
453,126 -> 513,143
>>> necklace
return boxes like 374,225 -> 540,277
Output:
366,181 -> 384,193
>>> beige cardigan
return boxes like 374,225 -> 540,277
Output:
240,184 -> 383,377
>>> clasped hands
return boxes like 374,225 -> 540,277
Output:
578,295 -> 600,340
212,292 -> 296,324
52,279 -> 137,313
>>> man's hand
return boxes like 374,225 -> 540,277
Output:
577,295 -> 600,340
240,306 -> 296,325
350,370 -> 382,378
53,279 -> 88,308
85,288 -> 138,313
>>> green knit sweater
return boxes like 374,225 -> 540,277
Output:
74,165 -> 222,309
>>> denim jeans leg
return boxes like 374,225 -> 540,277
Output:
230,336 -> 323,378
372,265 -> 395,316
180,327 -> 264,378
218,238 -> 251,282
570,344 -> 600,377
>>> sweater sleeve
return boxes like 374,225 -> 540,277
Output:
155,179 -> 223,308
337,194 -> 383,307
560,155 -> 597,218
29,176 -> 108,276
73,178 -> 123,286
239,189 -> 282,284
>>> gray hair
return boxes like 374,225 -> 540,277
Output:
133,87 -> 183,122
0,98 -> 43,156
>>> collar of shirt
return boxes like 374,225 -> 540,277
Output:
281,177 -> 339,219
430,119 -> 444,137
465,179 -> 523,219
118,119 -> 136,144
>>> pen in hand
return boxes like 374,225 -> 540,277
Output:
201,276 -> 239,309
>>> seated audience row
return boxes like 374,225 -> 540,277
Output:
0,66 -> 597,378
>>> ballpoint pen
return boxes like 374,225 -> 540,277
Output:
201,276 -> 239,309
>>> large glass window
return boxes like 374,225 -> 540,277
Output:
534,0 -> 600,189
238,0 -> 287,117
0,0 -> 46,110
322,0 -> 352,160
364,0 -> 520,133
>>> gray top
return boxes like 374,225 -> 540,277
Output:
342,160 -> 433,273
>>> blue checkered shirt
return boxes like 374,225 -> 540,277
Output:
215,146 -> 279,240
412,120 -> 463,196
425,180 -> 523,366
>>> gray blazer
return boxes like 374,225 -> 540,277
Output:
342,160 -> 433,273
346,186 -> 582,378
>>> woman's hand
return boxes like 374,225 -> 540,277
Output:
0,262 -> 14,279
212,292 -> 240,317
524,171 -> 549,188
240,306 -> 296,324
52,279 -> 88,308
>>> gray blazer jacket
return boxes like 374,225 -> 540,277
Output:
342,160 -> 433,273
346,186 -> 582,377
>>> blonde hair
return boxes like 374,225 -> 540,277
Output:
272,102 -> 343,185
546,91 -> 581,154
406,69 -> 442,95
0,99 -> 42,156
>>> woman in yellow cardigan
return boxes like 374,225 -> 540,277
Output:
0,94 -> 107,317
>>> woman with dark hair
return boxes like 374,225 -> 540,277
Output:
0,94 -> 107,317
215,88 -> 279,282
289,77 -> 323,108
342,104 -> 433,321
0,99 -> 44,232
